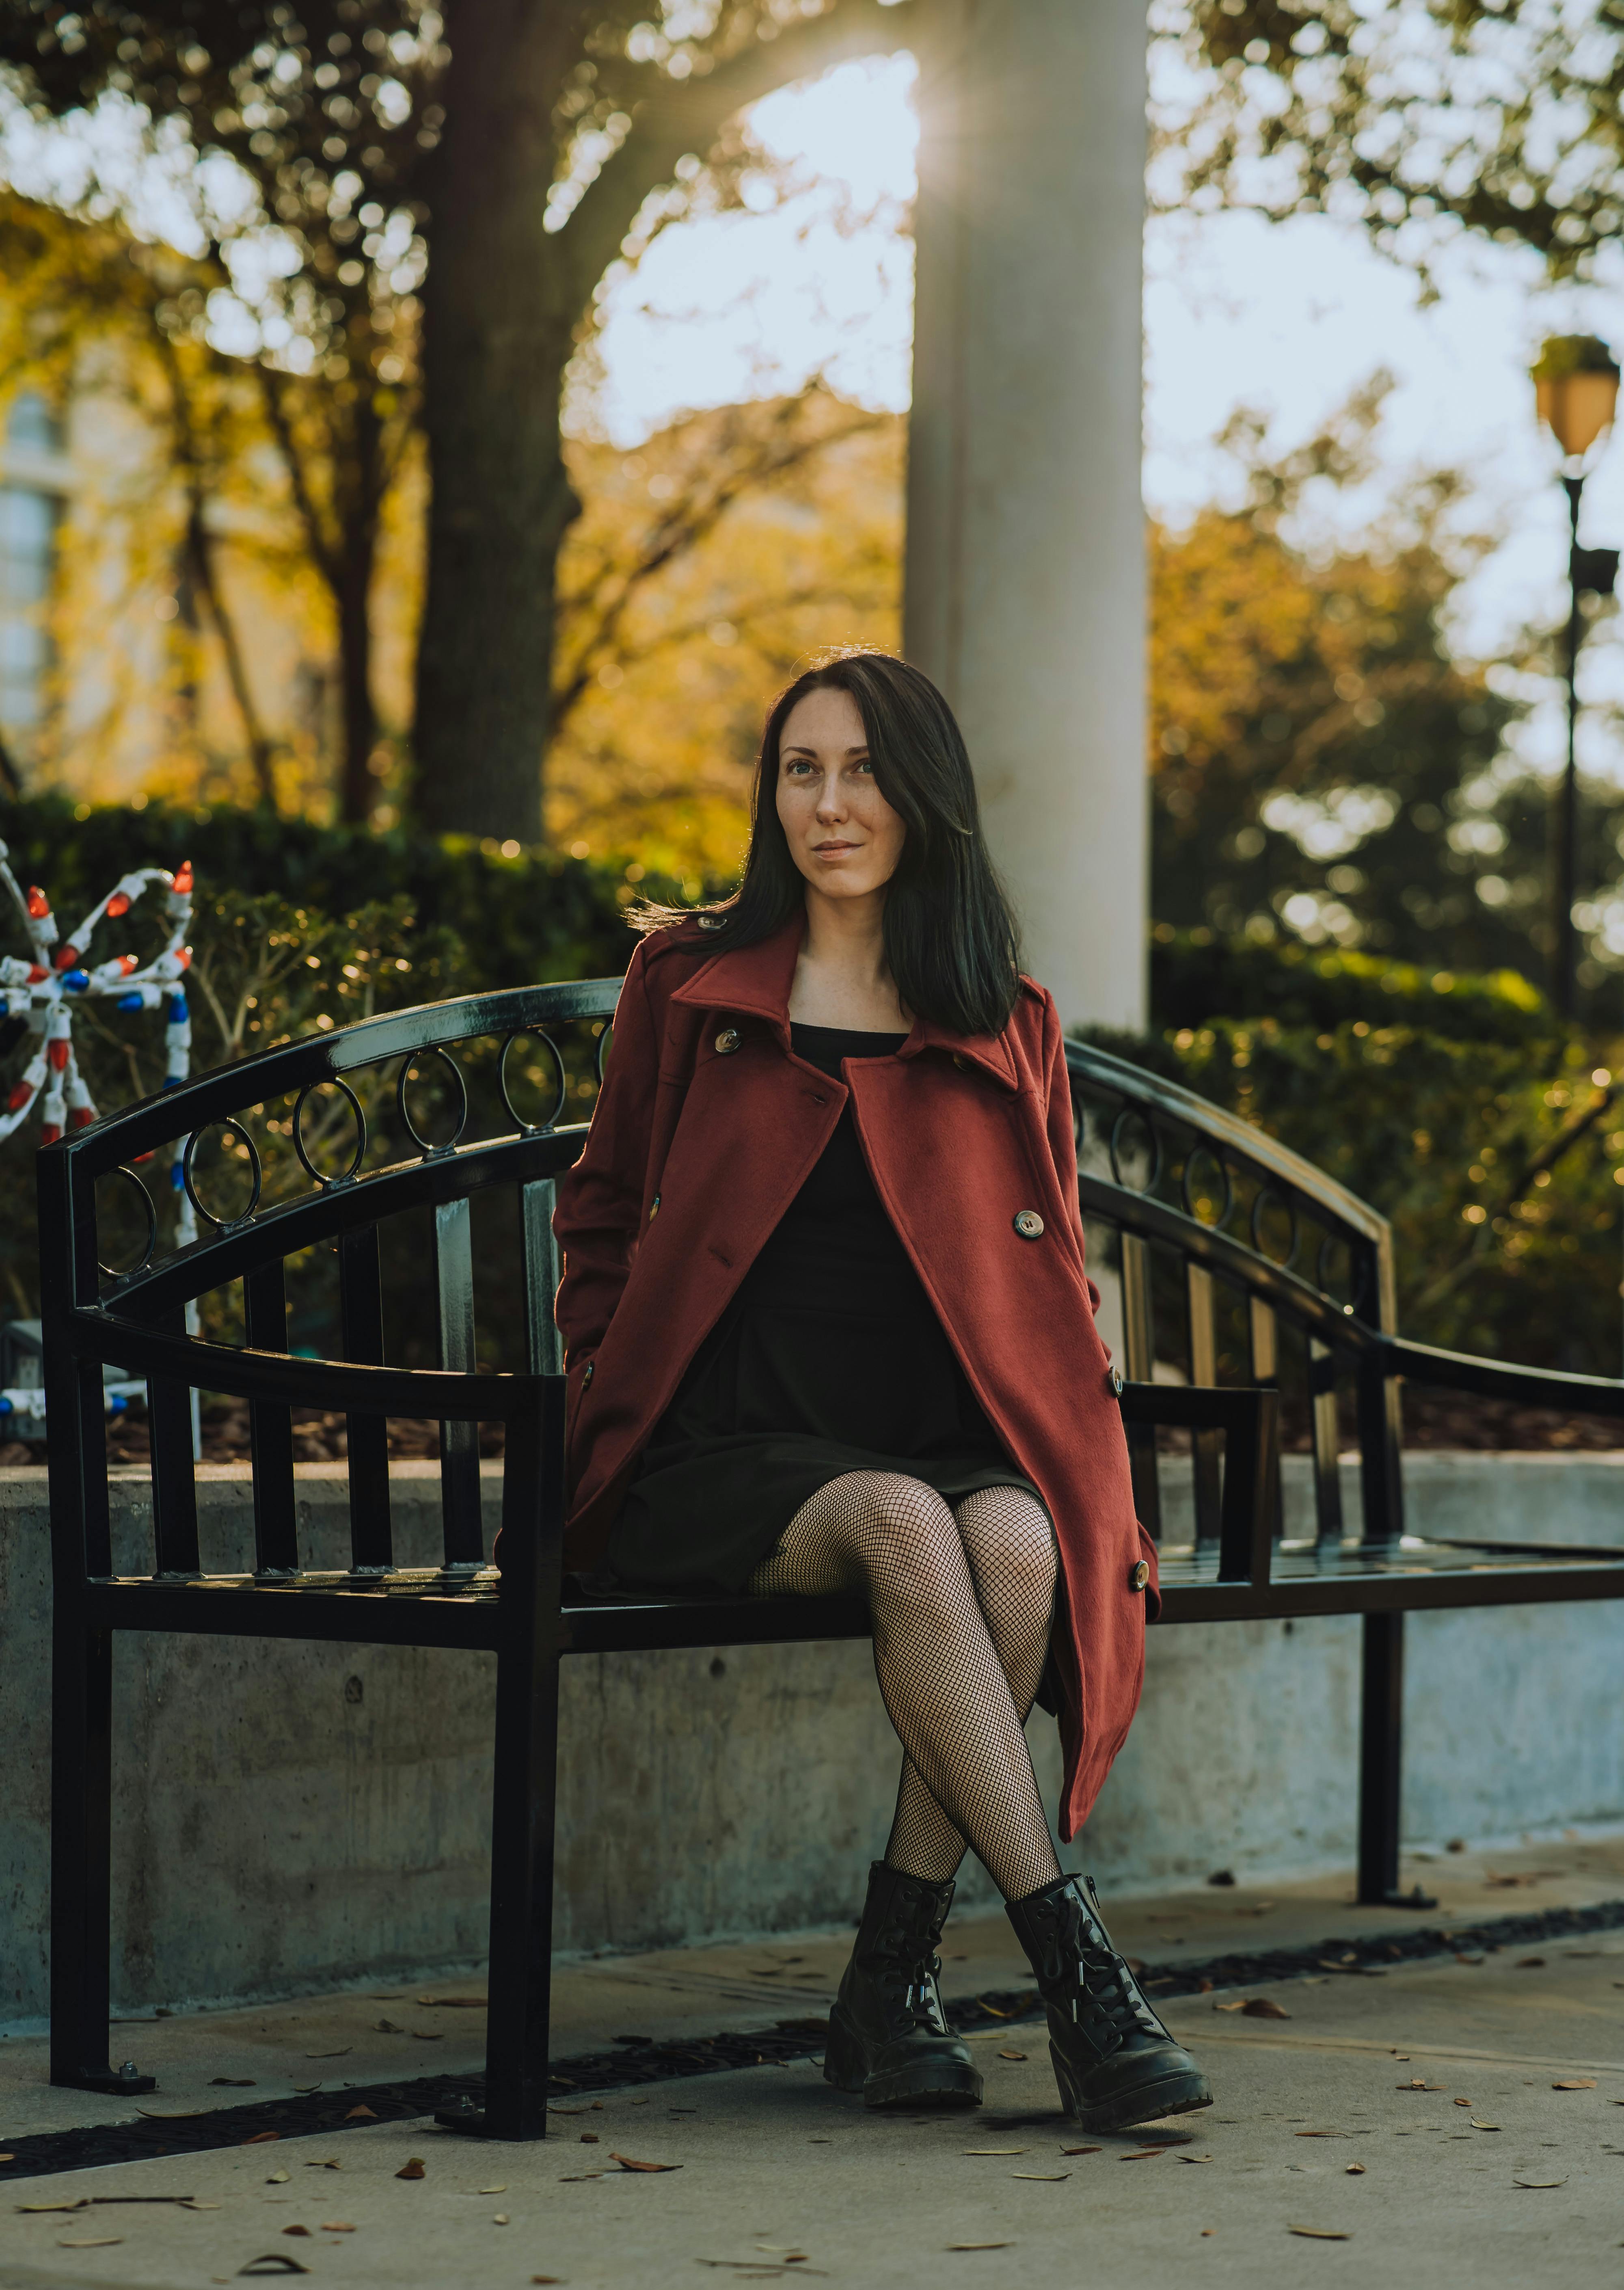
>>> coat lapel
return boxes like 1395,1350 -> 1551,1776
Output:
667,911 -> 1021,1092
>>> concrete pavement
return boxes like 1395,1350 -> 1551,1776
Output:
4,1837 -> 1622,2288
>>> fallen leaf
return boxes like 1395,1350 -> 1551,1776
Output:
345,2104 -> 377,2121
493,2213 -> 511,2224
282,2225 -> 312,2237
965,2147 -> 1027,2154
1296,2131 -> 1343,2139
17,2201 -> 89,2213
408,2030 -> 445,2040
395,2158 -> 426,2180
266,2170 -> 289,2184
292,2084 -> 321,2096
304,2047 -> 351,2059
238,2260 -> 311,2277
1012,2172 -> 1069,2181
243,2132 -> 280,2146
946,2245 -> 1013,2252
1121,2149 -> 1168,2161
477,2184 -> 508,2194
532,2279 -> 565,2284
374,2019 -> 405,2034
1553,2079 -> 1597,2090
303,2159 -> 342,2170
137,2107 -> 205,2119
211,2077 -> 256,2087
609,2152 -> 681,2172
580,2132 -> 600,2143
1454,1955 -> 1484,1966
1288,2226 -> 1351,2240
997,2050 -> 1028,2061
1516,1958 -> 1546,1969
1242,1998 -> 1291,2019
58,2238 -> 124,2249
1471,2121 -> 1502,2131
1515,2178 -> 1568,2189
1061,2145 -> 1102,2155
1177,2154 -> 1214,2164
1214,2001 -> 1248,2012
557,2174 -> 602,2182
416,1995 -> 487,2007
321,2223 -> 356,2233
1345,2164 -> 1366,2175
1397,2081 -> 1447,2093
0,2156 -> 11,2163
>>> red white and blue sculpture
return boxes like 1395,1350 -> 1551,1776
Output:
0,842 -> 197,1442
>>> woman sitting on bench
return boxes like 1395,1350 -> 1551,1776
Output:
553,647 -> 1211,2134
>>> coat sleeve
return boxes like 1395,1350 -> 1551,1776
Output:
552,935 -> 661,1366
1038,986 -> 1102,1316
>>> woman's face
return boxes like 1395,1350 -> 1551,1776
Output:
775,684 -> 906,902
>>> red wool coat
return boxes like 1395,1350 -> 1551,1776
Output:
551,916 -> 1159,1839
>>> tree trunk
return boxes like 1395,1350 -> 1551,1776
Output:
412,4 -> 579,843
336,528 -> 378,826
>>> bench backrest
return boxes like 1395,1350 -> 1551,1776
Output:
40,978 -> 1404,1584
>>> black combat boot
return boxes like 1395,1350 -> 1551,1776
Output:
1006,1873 -> 1212,2131
823,1863 -> 983,2110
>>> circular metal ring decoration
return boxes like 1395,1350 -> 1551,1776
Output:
1107,1105 -> 1163,1195
1180,1142 -> 1233,1230
1316,1227 -> 1356,1311
499,1027 -> 567,1135
181,1117 -> 264,1230
396,1044 -> 469,1157
1248,1183 -> 1300,1269
292,1075 -> 367,1189
95,1163 -> 159,1280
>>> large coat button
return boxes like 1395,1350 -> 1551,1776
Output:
649,1194 -> 660,1219
715,1026 -> 741,1055
1013,1209 -> 1045,1240
581,1360 -> 594,1386
1131,1558 -> 1151,1591
1109,1364 -> 1125,1397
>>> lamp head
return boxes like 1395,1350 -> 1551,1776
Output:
1533,335 -> 1621,460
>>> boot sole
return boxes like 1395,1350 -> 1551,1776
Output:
1052,2046 -> 1214,2134
823,2014 -> 984,2110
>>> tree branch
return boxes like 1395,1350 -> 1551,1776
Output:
561,0 -> 920,311
552,399 -> 884,730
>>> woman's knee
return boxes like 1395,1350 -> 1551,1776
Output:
957,1488 -> 1058,1590
843,1473 -> 968,1599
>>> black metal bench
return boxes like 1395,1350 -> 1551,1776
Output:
40,978 -> 1624,2140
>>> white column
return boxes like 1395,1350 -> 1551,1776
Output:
905,0 -> 1148,1032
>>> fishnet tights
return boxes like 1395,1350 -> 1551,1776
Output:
748,1474 -> 1061,1903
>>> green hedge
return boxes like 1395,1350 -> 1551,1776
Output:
1151,927 -> 1554,1049
0,793 -> 670,995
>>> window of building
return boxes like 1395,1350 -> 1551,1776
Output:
0,392 -> 65,745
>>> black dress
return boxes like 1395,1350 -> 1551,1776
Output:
606,1022 -> 1041,1594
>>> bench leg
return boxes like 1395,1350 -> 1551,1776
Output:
50,1621 -> 154,2095
438,1391 -> 564,2141
1356,1612 -> 1435,1910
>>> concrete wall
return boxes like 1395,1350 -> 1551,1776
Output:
3,1455 -> 1621,2020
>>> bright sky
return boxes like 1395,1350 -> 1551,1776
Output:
590,51 -> 1624,789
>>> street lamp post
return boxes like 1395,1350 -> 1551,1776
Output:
1533,336 -> 1621,1024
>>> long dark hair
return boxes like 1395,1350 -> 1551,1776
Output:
632,649 -> 1022,1038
